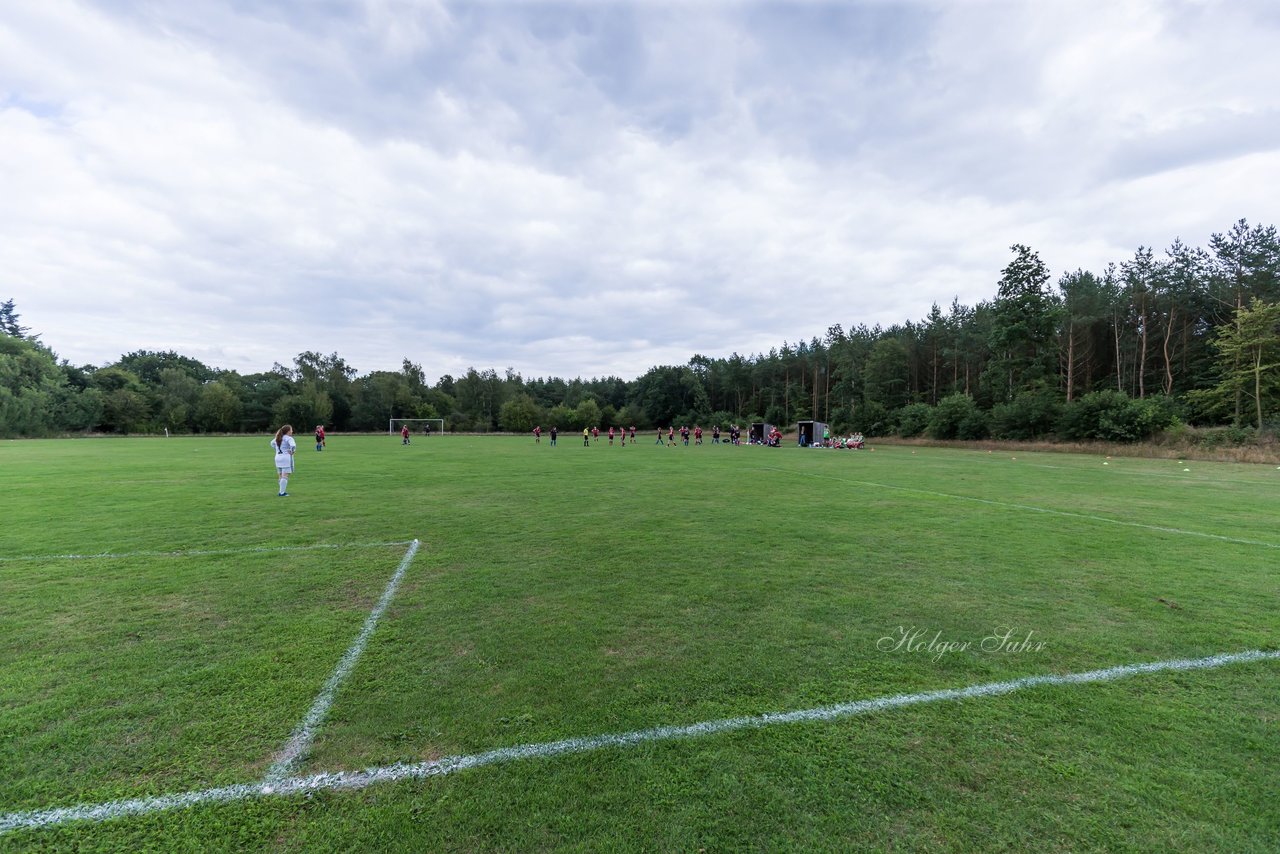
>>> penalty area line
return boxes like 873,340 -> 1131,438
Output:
758,466 -> 1280,550
3,648 -> 1277,835
264,538 -> 422,783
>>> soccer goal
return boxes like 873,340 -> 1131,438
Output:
389,418 -> 445,436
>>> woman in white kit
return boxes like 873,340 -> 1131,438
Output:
272,424 -> 296,496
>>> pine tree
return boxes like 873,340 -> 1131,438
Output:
1211,298 -> 1280,429
0,299 -> 30,338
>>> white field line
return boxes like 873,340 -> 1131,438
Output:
264,538 -> 421,783
2,648 -> 1277,835
759,466 -> 1280,550
1024,463 -> 1192,478
1023,462 -> 1279,485
0,541 -> 415,564
1024,468 -> 1280,486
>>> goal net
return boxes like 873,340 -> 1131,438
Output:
389,418 -> 445,436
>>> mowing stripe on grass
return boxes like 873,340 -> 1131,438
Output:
761,466 -> 1280,550
0,541 -> 415,564
1025,463 -> 1279,486
3,648 -> 1276,835
264,538 -> 421,783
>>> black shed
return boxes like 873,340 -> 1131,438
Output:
797,421 -> 829,446
749,422 -> 776,444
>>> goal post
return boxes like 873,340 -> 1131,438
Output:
389,418 -> 445,436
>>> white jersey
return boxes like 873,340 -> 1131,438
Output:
272,434 -> 296,470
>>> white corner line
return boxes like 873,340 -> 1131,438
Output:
263,538 -> 422,783
0,541 -> 417,564
3,648 -> 1276,835
758,466 -> 1280,550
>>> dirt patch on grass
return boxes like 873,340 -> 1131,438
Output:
327,579 -> 376,612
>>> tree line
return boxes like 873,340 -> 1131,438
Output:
3,218 -> 1279,443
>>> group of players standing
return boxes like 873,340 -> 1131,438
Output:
532,425 -> 636,446
531,424 -> 744,447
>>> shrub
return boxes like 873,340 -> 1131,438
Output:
1057,391 -> 1130,441
1057,391 -> 1179,442
895,403 -> 933,438
990,389 -> 1063,440
928,394 -> 987,440
1136,394 -> 1182,435
707,410 -> 737,431
1157,419 -> 1189,445
850,401 -> 890,436
1190,424 -> 1257,449
957,408 -> 991,440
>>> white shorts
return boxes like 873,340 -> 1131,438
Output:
275,453 -> 294,473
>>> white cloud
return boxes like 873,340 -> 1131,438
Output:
2,0 -> 1277,380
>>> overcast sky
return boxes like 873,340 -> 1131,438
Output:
3,0 -> 1278,381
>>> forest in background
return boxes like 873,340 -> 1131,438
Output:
4,218 -> 1280,445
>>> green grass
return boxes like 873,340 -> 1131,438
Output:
1,436 -> 1277,851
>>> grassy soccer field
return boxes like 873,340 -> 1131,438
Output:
0,435 -> 1277,851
